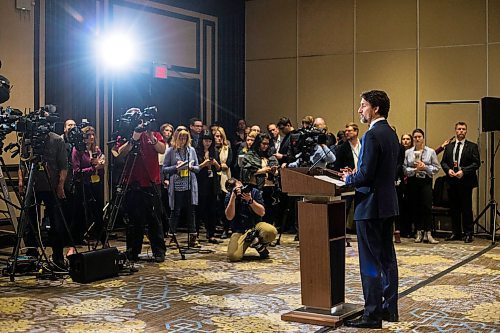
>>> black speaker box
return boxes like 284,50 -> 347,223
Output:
481,97 -> 500,132
68,247 -> 119,283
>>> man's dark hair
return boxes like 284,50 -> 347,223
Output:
277,117 -> 292,128
455,121 -> 467,129
189,117 -> 202,126
345,122 -> 359,133
360,90 -> 390,118
225,177 -> 239,192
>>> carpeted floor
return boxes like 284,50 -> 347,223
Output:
0,234 -> 498,332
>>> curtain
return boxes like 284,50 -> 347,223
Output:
44,0 -> 97,126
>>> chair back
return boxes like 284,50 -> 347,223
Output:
433,176 -> 450,208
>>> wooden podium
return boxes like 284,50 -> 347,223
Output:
280,167 -> 362,327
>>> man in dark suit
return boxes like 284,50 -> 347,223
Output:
274,117 -> 294,165
441,122 -> 480,243
334,122 -> 360,233
342,90 -> 399,328
333,122 -> 360,172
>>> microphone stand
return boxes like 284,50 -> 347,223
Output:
307,144 -> 335,175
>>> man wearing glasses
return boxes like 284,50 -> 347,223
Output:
189,118 -> 203,148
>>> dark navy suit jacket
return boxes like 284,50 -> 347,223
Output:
345,119 -> 399,220
441,140 -> 480,188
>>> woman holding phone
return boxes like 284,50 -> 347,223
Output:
241,133 -> 279,225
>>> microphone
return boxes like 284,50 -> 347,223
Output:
307,144 -> 334,174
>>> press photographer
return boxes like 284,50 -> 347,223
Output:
224,178 -> 277,262
113,107 -> 166,263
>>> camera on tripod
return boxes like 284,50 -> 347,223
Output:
289,126 -> 327,166
67,121 -> 91,152
0,106 -> 22,150
112,106 -> 158,143
16,105 -> 59,159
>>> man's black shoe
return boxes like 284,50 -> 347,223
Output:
127,252 -> 139,262
381,309 -> 399,322
344,315 -> 382,329
445,234 -> 462,241
52,254 -> 67,270
464,234 -> 473,243
153,253 -> 165,263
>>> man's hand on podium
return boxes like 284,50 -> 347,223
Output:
341,167 -> 353,182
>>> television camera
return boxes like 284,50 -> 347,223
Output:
111,106 -> 158,144
0,105 -> 60,159
67,120 -> 91,152
289,126 -> 327,166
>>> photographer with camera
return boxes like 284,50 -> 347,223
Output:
224,177 -> 277,261
114,107 -> 166,263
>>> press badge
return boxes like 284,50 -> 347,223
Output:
179,169 -> 189,177
91,174 -> 100,183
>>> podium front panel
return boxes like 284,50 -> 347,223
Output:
298,200 -> 346,310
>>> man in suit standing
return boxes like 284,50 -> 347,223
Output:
334,123 -> 360,233
342,90 -> 400,328
441,122 -> 480,243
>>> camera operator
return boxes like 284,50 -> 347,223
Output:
313,117 -> 336,147
18,128 -> 69,268
224,178 -> 277,261
287,130 -> 336,168
114,107 -> 166,263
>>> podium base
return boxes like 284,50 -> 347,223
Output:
281,303 -> 362,327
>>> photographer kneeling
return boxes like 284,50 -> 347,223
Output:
224,178 -> 277,261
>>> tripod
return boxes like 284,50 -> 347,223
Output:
102,141 -> 184,259
9,158 -> 77,281
0,156 -> 23,246
472,131 -> 499,244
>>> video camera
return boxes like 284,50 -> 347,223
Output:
0,105 -> 59,158
16,105 -> 60,159
67,120 -> 91,152
112,106 -> 158,144
289,126 -> 327,166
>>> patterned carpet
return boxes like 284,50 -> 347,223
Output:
0,234 -> 498,332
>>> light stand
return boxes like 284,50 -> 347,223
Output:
472,131 -> 499,244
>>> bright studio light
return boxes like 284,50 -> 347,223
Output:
97,32 -> 136,69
